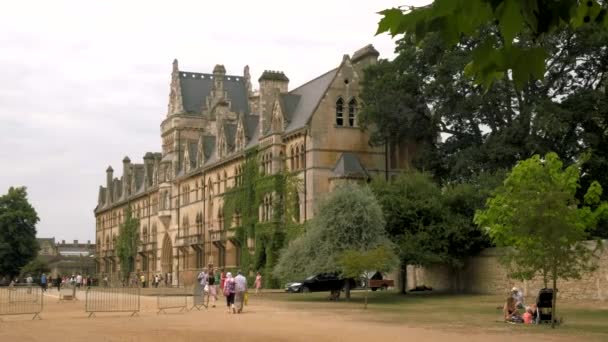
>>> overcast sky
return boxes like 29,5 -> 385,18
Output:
0,0 -> 430,242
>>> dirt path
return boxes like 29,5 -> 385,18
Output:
0,291 -> 595,342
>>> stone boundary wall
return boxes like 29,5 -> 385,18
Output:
407,240 -> 608,301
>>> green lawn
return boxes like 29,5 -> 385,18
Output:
263,290 -> 608,339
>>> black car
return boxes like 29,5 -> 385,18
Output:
285,273 -> 356,293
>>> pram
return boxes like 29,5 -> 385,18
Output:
536,288 -> 560,324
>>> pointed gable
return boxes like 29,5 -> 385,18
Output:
332,153 -> 369,179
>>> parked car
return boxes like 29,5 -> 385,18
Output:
285,273 -> 356,293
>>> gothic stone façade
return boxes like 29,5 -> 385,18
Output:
94,45 -> 413,286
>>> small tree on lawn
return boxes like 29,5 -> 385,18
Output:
339,246 -> 399,309
116,206 -> 139,283
475,153 -> 605,327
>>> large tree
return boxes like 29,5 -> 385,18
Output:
273,183 -> 393,299
0,187 -> 39,279
475,152 -> 606,327
377,0 -> 608,89
371,171 -> 497,293
360,23 -> 608,200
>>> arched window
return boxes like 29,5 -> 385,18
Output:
218,206 -> 224,230
151,224 -> 157,242
216,174 -> 221,194
348,98 -> 357,126
299,144 -> 305,170
182,215 -> 189,237
294,146 -> 300,170
279,151 -> 284,172
142,225 -> 148,243
195,181 -> 198,201
336,98 -> 344,126
290,147 -> 295,171
223,171 -> 228,190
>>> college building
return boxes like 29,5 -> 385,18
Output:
94,44 -> 412,285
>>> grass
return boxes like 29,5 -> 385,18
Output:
263,290 -> 608,339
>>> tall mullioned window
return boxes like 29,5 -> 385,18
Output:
348,98 -> 357,126
336,98 -> 344,126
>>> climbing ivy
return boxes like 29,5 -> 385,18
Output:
223,147 -> 303,287
116,206 -> 139,281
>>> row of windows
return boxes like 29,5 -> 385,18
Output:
336,98 -> 357,127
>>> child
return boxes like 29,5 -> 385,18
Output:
523,306 -> 533,324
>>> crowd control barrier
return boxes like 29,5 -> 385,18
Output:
0,286 -> 43,320
85,287 -> 140,318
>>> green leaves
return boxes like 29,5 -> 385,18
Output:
496,0 -> 524,47
377,0 -> 608,89
475,152 -> 603,285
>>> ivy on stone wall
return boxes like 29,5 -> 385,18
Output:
223,147 -> 303,287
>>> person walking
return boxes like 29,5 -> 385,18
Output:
40,273 -> 47,292
56,275 -> 62,292
255,272 -> 262,296
234,271 -> 247,314
208,268 -> 217,308
223,272 -> 236,314
220,269 -> 226,292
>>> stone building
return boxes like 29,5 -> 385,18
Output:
94,45 -> 413,285
36,238 -> 96,277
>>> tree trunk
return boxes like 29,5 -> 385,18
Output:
345,279 -> 351,300
551,265 -> 558,329
399,263 -> 407,294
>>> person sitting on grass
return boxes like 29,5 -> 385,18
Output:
503,297 -> 521,322
522,306 -> 534,324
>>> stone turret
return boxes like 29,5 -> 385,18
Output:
106,166 -> 114,204
351,44 -> 379,68
143,152 -> 154,188
212,64 -> 226,100
258,70 -> 289,136
244,65 -> 252,95
167,59 -> 184,116
122,156 -> 131,196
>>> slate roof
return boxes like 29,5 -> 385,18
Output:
284,68 -> 338,133
179,72 -> 249,115
332,153 -> 369,179
244,114 -> 259,140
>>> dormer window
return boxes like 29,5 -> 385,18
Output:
348,98 -> 357,126
336,98 -> 344,126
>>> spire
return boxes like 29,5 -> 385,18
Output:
168,58 -> 184,116
244,65 -> 252,94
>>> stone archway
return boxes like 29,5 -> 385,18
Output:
161,234 -> 173,275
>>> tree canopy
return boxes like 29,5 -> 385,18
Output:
377,0 -> 608,89
475,152 -> 606,326
360,22 -> 608,210
339,246 -> 399,309
0,187 -> 39,278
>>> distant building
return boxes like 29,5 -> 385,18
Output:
36,238 -> 96,277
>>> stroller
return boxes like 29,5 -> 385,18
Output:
536,288 -> 560,325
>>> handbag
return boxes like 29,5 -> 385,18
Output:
204,284 -> 209,292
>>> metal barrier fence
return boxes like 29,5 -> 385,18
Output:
85,287 -> 140,318
157,287 -> 189,314
59,284 -> 77,302
0,286 -> 43,320
191,282 -> 208,310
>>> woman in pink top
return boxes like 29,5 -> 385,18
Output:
254,272 -> 262,295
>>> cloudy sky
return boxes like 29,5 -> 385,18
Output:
0,0 -> 429,242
